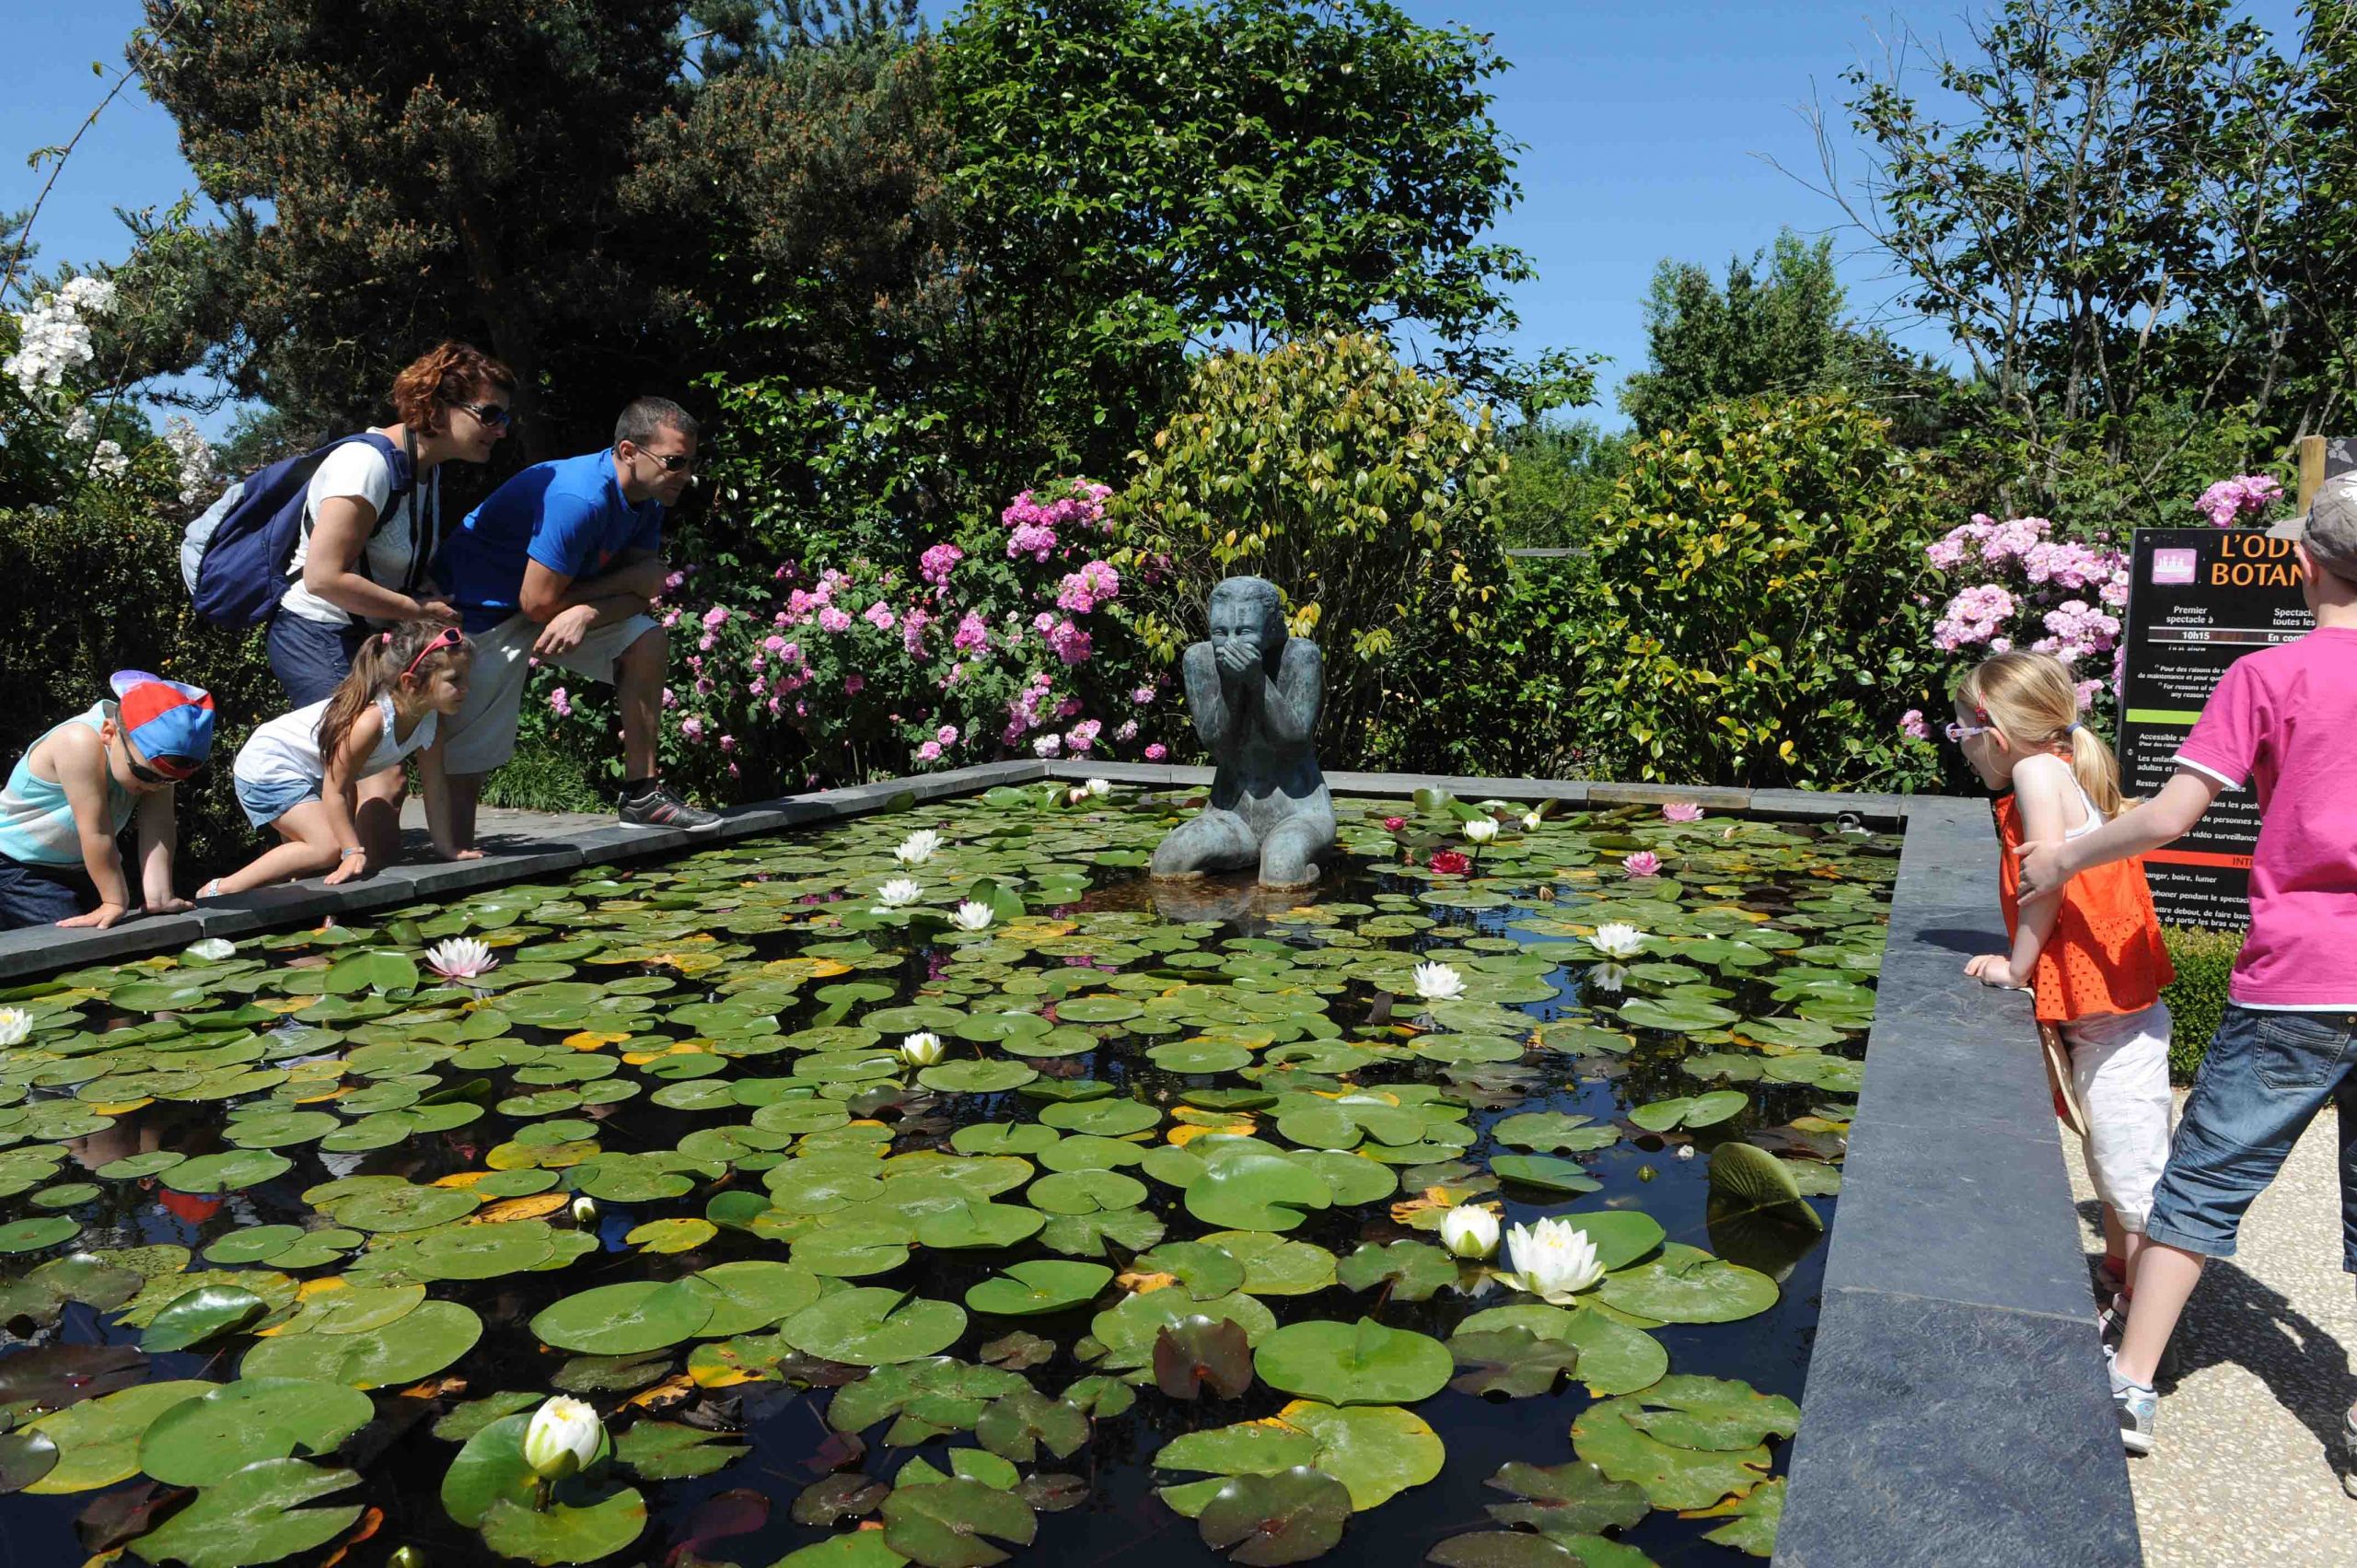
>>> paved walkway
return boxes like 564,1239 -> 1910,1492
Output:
393,796 -> 610,851
2061,1093 -> 2357,1564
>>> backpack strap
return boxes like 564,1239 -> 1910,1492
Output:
293,432 -> 422,591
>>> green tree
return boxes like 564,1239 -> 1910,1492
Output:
131,0 -> 699,457
1570,393 -> 1945,790
1494,419 -> 1630,550
1111,333 -> 1510,770
1619,231 -> 1847,438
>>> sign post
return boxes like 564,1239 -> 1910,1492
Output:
2116,528 -> 2311,929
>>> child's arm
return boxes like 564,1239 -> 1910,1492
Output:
2015,769 -> 2221,900
1967,761 -> 2074,989
319,708 -> 385,887
50,728 -> 134,927
415,738 -> 482,863
133,788 -> 191,915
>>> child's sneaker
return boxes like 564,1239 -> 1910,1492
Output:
2106,1343 -> 2157,1456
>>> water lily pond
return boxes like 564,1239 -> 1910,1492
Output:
0,785 -> 1895,1568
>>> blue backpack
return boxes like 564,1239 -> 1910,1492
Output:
180,432 -> 420,628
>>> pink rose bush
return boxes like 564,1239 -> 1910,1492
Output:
526,479 -> 1171,797
2197,474 -> 2283,528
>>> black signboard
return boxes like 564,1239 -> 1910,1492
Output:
2116,528 -> 2313,929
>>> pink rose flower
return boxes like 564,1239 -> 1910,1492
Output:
1899,709 -> 1929,741
548,687 -> 572,718
702,606 -> 729,629
936,725 -> 958,745
917,740 -> 942,761
680,716 -> 704,742
1144,743 -> 1168,761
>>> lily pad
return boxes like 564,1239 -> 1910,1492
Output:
531,1279 -> 716,1355
882,1474 -> 1039,1567
241,1299 -> 482,1387
23,1379 -> 214,1493
1628,1090 -> 1747,1132
782,1287 -> 968,1365
123,1457 -> 364,1567
138,1376 -> 376,1485
966,1260 -> 1114,1318
1253,1317 -> 1452,1406
1596,1243 -> 1779,1324
1196,1467 -> 1351,1565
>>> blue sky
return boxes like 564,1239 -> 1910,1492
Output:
1,1 -> 2311,431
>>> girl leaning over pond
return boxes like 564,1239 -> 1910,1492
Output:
265,341 -> 517,860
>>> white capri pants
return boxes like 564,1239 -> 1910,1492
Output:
2061,1001 -> 2175,1234
437,611 -> 661,775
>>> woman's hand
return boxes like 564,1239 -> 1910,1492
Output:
324,849 -> 368,887
1964,953 -> 2030,989
413,597 -> 460,625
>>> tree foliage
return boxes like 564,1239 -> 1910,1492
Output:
1111,333 -> 1509,770
1570,394 -> 1944,790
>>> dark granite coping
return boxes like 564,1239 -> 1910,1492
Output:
1773,795 -> 2140,1565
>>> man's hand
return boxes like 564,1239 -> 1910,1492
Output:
1964,952 -> 2031,989
1214,637 -> 1259,679
59,901 -> 127,930
2014,838 -> 2069,901
534,605 -> 599,657
324,850 -> 367,888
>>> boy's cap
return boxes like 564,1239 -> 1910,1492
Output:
108,671 -> 215,778
2269,471 -> 2357,578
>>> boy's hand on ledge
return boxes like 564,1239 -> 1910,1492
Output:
439,846 -> 485,863
146,896 -> 194,916
59,901 -> 128,930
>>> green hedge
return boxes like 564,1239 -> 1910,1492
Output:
2160,924 -> 2245,1083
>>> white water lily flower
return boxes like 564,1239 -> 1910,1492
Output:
570,1196 -> 598,1226
0,1008 -> 29,1049
1676,1144 -> 1696,1161
1521,811 -> 1543,831
521,1395 -> 601,1482
424,937 -> 499,981
1498,1218 -> 1606,1303
893,830 -> 944,865
900,1032 -> 945,1066
873,877 -> 923,910
1066,786 -> 1092,806
1411,961 -> 1464,1003
185,938 -> 236,961
1463,818 -> 1499,844
1587,923 -> 1645,959
1085,777 -> 1112,797
1440,1205 -> 1500,1260
951,901 -> 995,932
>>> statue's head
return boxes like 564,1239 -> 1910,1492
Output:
1208,576 -> 1285,666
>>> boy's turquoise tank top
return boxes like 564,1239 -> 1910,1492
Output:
0,703 -> 134,867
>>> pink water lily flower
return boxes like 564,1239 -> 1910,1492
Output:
1621,851 -> 1663,878
424,937 -> 499,981
1661,803 -> 1703,823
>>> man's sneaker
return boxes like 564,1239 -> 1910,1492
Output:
2106,1343 -> 2157,1456
2341,1412 -> 2357,1498
620,784 -> 721,831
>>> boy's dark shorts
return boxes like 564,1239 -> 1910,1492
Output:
0,853 -> 94,930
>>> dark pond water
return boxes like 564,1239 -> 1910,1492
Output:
0,789 -> 1894,1567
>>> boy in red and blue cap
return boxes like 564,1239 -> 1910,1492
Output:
0,671 -> 215,931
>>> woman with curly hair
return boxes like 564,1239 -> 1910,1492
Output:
265,340 -> 516,856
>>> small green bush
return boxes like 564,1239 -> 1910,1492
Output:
2160,924 -> 2245,1083
1568,392 -> 1947,790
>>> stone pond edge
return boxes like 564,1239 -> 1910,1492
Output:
0,762 -> 2135,1563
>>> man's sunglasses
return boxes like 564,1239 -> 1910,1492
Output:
454,401 -> 516,430
631,448 -> 697,473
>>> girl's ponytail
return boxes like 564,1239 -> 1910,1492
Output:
2066,721 -> 2128,819
317,621 -> 445,778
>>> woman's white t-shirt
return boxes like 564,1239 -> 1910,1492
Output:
278,439 -> 441,627
234,694 -> 438,789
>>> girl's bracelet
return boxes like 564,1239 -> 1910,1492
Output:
338,847 -> 366,860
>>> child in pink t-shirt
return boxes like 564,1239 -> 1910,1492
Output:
2017,472 -> 2357,1466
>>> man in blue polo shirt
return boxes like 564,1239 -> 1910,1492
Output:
435,396 -> 719,841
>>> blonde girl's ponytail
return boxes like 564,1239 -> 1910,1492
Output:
317,621 -> 445,779
1956,650 -> 2131,818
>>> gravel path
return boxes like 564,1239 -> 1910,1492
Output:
2061,1092 -> 2357,1565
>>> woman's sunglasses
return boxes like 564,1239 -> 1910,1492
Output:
454,401 -> 515,430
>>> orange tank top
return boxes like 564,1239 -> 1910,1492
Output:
1993,787 -> 2175,1024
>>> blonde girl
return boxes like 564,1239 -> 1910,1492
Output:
203,621 -> 477,896
1953,651 -> 2177,1320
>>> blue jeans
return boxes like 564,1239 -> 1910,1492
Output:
265,610 -> 365,707
2145,1003 -> 2357,1272
0,852 -> 93,930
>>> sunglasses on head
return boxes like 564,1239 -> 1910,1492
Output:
388,625 -> 467,682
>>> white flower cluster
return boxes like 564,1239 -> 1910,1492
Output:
88,439 -> 129,480
161,415 -> 215,505
3,275 -> 116,397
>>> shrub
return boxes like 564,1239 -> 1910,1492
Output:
1110,333 -> 1512,770
2160,924 -> 2245,1084
1569,392 -> 1946,790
